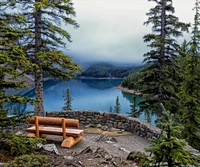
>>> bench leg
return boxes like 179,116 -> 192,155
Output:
27,133 -> 36,137
61,136 -> 82,148
40,134 -> 47,138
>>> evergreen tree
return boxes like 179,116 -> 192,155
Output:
62,88 -> 72,111
177,0 -> 200,151
6,0 -> 82,115
138,0 -> 190,117
140,104 -> 199,167
109,106 -> 113,113
128,94 -> 140,118
114,96 -> 120,114
0,2 -> 33,128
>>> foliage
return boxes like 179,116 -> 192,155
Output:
127,95 -> 140,117
121,71 -> 146,90
177,0 -> 200,151
0,2 -> 34,109
138,0 -> 190,117
139,104 -> 199,167
0,113 -> 29,130
0,133 -> 45,156
4,154 -> 50,167
109,106 -> 113,113
114,96 -> 120,114
4,0 -> 81,114
126,151 -> 148,165
62,88 -> 72,110
81,62 -> 145,78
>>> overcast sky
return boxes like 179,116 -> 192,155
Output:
64,0 -> 195,65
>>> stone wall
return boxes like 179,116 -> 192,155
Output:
46,110 -> 161,139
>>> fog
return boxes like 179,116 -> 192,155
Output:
62,0 -> 195,65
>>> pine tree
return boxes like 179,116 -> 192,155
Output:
62,88 -> 72,111
0,3 -> 33,129
140,104 -> 199,167
109,106 -> 113,113
6,0 -> 82,115
138,0 -> 190,117
128,94 -> 140,117
114,96 -> 120,114
177,0 -> 200,151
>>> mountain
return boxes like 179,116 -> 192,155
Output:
80,62 -> 145,78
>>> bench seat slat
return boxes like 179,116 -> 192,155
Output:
26,126 -> 83,138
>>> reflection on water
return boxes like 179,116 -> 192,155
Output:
6,78 -> 156,125
79,78 -> 122,90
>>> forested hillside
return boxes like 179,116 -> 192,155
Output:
80,62 -> 145,78
121,71 -> 144,90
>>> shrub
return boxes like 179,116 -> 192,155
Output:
4,154 -> 50,167
0,133 -> 45,156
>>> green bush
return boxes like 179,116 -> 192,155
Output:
4,154 -> 50,167
0,133 -> 46,156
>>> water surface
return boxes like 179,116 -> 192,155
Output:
9,78 -> 156,124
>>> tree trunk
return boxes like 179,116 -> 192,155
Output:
34,71 -> 44,115
34,0 -> 44,115
158,0 -> 166,117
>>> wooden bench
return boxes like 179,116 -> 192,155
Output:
26,116 -> 83,148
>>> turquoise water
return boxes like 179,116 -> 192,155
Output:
8,78 -> 156,124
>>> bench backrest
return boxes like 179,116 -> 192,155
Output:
26,116 -> 79,128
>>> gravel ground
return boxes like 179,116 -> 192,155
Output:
46,129 -> 150,159
43,129 -> 150,167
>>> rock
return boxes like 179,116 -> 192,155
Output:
79,146 -> 93,154
94,147 -> 110,158
105,141 -> 115,144
117,129 -> 124,134
36,143 -> 43,149
15,130 -> 24,135
96,124 -> 102,128
64,161 -> 82,167
118,146 -> 129,153
108,127 -> 114,132
84,124 -> 92,128
64,156 -> 74,161
109,137 -> 118,143
105,155 -> 112,161
43,144 -> 59,155
95,134 -> 109,142
101,126 -> 108,131
111,161 -> 118,167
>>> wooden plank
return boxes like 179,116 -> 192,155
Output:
62,118 -> 66,140
26,126 -> 83,138
35,116 -> 39,137
27,116 -> 79,128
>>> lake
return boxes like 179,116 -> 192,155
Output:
8,78 -> 156,124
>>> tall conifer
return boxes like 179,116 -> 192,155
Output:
138,0 -> 189,117
7,0 -> 82,115
177,0 -> 200,151
114,96 -> 121,114
62,88 -> 72,111
0,2 -> 33,128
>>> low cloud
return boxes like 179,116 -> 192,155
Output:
62,0 -> 195,65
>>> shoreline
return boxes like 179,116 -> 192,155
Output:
116,85 -> 142,96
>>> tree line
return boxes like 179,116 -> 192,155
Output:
121,0 -> 200,153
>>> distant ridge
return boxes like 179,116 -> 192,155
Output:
80,62 -> 145,78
